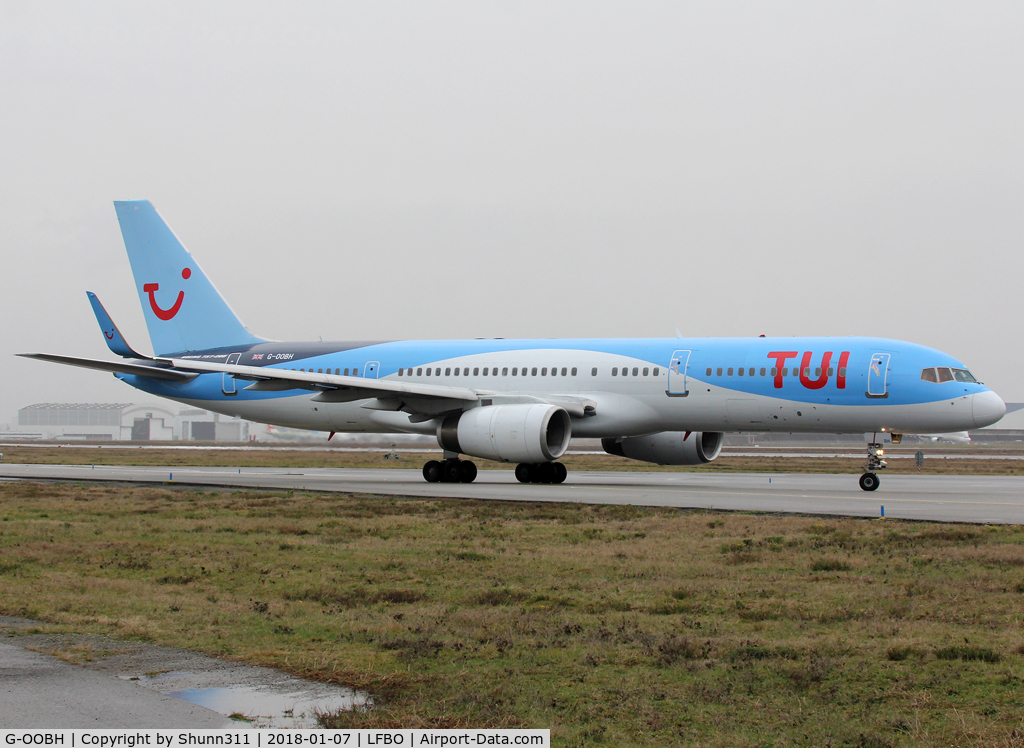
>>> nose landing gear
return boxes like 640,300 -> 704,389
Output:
423,458 -> 477,483
859,443 -> 887,492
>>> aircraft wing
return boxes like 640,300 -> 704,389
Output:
157,357 -> 481,402
20,353 -> 595,417
17,353 -> 197,382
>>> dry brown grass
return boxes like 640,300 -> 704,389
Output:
1,480 -> 1024,745
26,644 -> 97,665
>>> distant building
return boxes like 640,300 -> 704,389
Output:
178,408 -> 257,442
11,403 -> 261,442
16,403 -> 178,441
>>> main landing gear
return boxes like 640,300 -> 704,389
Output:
420,458 -> 569,484
423,458 -> 477,483
859,442 -> 887,492
515,462 -> 568,484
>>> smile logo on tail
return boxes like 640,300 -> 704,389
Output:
144,268 -> 191,321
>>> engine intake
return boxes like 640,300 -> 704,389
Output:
602,431 -> 723,465
438,404 -> 572,463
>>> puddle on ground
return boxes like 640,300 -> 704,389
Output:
168,685 -> 369,728
121,672 -> 371,728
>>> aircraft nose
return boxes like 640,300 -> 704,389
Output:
972,390 -> 1006,428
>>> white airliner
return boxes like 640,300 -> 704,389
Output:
20,201 -> 1006,492
915,432 -> 971,444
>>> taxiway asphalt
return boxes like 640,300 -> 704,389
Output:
1,463 -> 1022,524
0,616 -> 366,729
0,641 -> 232,729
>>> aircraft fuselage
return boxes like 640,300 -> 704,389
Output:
120,335 -> 1001,437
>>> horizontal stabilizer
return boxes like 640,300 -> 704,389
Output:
17,353 -> 197,382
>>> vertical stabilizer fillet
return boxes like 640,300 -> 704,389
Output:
114,200 -> 264,355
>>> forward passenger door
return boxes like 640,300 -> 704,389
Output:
867,353 -> 891,398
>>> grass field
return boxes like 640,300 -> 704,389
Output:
2,480 -> 1024,745
3,444 -> 1024,476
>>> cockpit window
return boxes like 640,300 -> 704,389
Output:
924,367 -> 968,383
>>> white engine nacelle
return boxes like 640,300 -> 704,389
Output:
602,431 -> 724,465
437,404 -> 572,463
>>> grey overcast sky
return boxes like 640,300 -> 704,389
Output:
2,1 -> 1023,424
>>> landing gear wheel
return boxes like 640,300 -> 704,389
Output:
515,463 -> 534,483
423,460 -> 442,483
859,472 -> 880,492
459,460 -> 478,483
552,462 -> 568,484
536,462 -> 556,484
444,459 -> 464,483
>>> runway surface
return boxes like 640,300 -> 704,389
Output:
2,463 -> 1023,524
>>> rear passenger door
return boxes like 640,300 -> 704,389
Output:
222,352 -> 241,395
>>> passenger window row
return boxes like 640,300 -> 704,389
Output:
288,364 -> 667,380
394,366 -> 662,378
609,367 -> 659,377
398,366 -> 580,377
294,367 -> 355,376
706,366 -> 847,378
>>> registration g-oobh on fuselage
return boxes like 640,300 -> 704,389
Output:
21,201 -> 1006,491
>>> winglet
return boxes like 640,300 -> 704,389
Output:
87,292 -> 148,359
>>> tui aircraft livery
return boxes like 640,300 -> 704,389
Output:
21,200 -> 1006,491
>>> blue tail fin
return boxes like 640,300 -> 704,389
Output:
114,200 -> 265,355
87,291 -> 147,358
